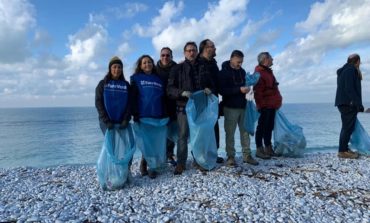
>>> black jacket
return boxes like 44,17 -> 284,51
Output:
156,61 -> 178,120
167,58 -> 215,107
218,60 -> 247,109
335,63 -> 362,108
95,76 -> 131,124
198,56 -> 219,95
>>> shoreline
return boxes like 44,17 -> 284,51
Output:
1,153 -> 369,222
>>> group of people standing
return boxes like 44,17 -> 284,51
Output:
95,38 -> 364,179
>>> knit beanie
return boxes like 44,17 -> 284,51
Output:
109,56 -> 123,69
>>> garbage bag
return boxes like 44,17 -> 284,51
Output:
97,124 -> 135,190
244,100 -> 260,136
186,90 -> 218,170
273,110 -> 306,157
245,72 -> 260,87
133,118 -> 169,170
350,119 -> 370,155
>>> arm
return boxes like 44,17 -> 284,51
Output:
217,70 -> 242,96
122,81 -> 132,122
343,68 -> 361,106
167,65 -> 182,99
130,76 -> 140,121
95,80 -> 110,123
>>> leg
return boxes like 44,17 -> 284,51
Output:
338,105 -> 357,152
238,108 -> 251,157
263,109 -> 276,147
176,112 -> 189,167
224,107 -> 238,158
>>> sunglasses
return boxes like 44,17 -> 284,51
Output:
161,54 -> 170,58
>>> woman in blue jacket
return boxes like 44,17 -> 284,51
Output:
131,55 -> 167,178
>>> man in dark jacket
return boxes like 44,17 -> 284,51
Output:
156,47 -> 177,165
198,39 -> 224,164
335,54 -> 363,159
167,41 -> 215,175
254,52 -> 282,159
218,50 -> 258,166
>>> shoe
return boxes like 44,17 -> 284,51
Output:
243,155 -> 259,166
256,147 -> 271,159
226,157 -> 236,166
168,157 -> 177,166
216,156 -> 224,163
140,158 -> 148,176
338,150 -> 359,159
192,161 -> 207,171
265,145 -> 281,157
148,170 -> 157,179
174,164 -> 185,175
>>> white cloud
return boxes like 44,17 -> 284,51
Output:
114,2 -> 148,18
64,14 -> 108,69
0,0 -> 36,63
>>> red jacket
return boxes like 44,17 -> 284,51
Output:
254,65 -> 282,109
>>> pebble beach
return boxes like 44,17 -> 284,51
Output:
1,153 -> 369,223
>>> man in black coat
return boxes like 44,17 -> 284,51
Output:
335,53 -> 363,159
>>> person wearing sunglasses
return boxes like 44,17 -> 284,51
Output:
156,47 -> 178,166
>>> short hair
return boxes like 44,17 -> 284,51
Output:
347,54 -> 360,65
160,47 -> 173,58
183,41 -> 198,52
134,55 -> 156,74
199,39 -> 210,55
230,50 -> 244,58
257,52 -> 271,64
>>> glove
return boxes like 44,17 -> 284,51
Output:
106,121 -> 114,129
358,105 -> 364,112
119,120 -> 129,129
181,91 -> 192,98
204,88 -> 212,95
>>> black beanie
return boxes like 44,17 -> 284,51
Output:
109,56 -> 123,69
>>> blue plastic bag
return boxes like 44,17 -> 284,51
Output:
245,72 -> 260,87
97,124 -> 136,190
186,91 -> 218,170
244,100 -> 260,136
167,120 -> 178,143
350,119 -> 370,155
273,110 -> 306,157
133,118 -> 169,170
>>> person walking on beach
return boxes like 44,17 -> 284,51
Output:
198,39 -> 224,164
167,41 -> 215,175
156,47 -> 178,166
131,55 -> 167,178
95,56 -> 131,134
335,54 -> 363,159
218,50 -> 259,166
254,52 -> 282,159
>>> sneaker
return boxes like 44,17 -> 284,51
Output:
338,150 -> 359,159
243,155 -> 259,166
216,156 -> 224,163
148,170 -> 157,179
256,147 -> 271,159
174,164 -> 185,175
168,157 -> 177,167
226,157 -> 236,166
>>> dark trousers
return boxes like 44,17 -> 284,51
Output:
255,108 -> 276,148
214,121 -> 220,149
177,111 -> 189,166
338,105 -> 358,152
166,139 -> 175,159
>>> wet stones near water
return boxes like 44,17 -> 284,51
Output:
0,153 -> 369,222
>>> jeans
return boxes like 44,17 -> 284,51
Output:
338,105 -> 358,152
176,110 -> 189,166
255,108 -> 276,148
223,107 -> 251,158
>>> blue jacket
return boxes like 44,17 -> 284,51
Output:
218,61 -> 247,109
335,63 -> 362,108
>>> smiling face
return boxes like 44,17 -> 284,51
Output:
160,48 -> 172,66
110,63 -> 122,80
140,56 -> 153,74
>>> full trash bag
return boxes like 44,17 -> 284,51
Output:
97,124 -> 135,190
186,90 -> 218,170
133,118 -> 169,171
245,72 -> 260,87
244,99 -> 260,136
273,110 -> 306,157
167,120 -> 178,143
350,119 -> 370,155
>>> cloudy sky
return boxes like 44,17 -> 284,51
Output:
0,0 -> 369,107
